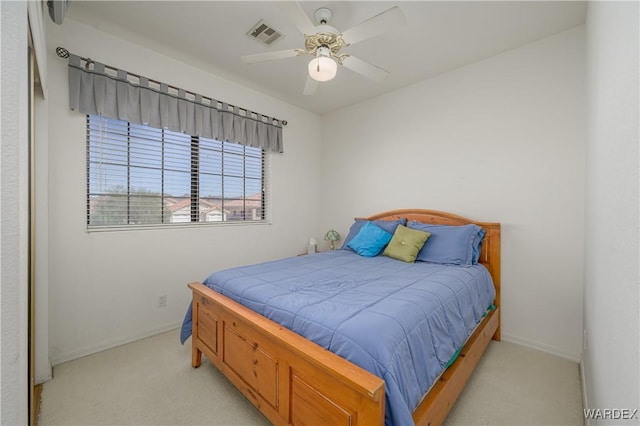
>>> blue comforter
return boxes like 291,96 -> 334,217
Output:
181,250 -> 495,426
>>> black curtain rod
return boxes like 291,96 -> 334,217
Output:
55,46 -> 287,126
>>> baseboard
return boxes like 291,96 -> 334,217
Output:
501,333 -> 581,363
580,357 -> 590,425
50,322 -> 182,366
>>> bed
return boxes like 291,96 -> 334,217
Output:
182,209 -> 501,426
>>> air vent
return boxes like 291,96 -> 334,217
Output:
247,20 -> 285,46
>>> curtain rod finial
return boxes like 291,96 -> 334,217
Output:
56,47 -> 69,58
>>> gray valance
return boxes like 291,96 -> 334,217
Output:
67,54 -> 283,153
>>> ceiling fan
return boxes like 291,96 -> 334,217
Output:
241,2 -> 405,95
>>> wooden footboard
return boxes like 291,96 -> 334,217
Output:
189,282 -> 385,426
189,209 -> 501,426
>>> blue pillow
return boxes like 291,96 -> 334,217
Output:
407,221 -> 485,265
346,222 -> 393,257
341,218 -> 406,251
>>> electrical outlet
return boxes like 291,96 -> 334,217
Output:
158,294 -> 167,308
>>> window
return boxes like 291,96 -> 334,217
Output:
87,115 -> 266,228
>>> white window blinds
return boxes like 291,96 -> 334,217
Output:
87,115 -> 267,228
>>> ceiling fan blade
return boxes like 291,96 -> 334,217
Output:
341,6 -> 405,46
277,1 -> 317,35
241,49 -> 303,64
303,75 -> 319,95
341,56 -> 389,82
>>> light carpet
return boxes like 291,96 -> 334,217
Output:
39,330 -> 584,425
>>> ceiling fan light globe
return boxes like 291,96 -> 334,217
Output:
308,56 -> 337,82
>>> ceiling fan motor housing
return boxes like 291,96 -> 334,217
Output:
304,32 -> 347,57
304,7 -> 347,57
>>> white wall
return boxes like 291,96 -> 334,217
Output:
0,1 -> 30,424
321,27 -> 586,361
583,1 -> 639,420
45,19 -> 323,364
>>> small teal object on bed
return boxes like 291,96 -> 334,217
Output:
346,222 -> 393,257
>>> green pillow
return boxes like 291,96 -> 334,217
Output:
383,225 -> 431,263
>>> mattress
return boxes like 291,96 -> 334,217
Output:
181,250 -> 495,426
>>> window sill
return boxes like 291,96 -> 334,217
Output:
86,220 -> 271,233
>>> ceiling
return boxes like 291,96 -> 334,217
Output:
66,1 -> 587,115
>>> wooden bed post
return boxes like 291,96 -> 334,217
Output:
485,226 -> 501,341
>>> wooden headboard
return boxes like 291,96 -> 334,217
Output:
363,209 -> 501,311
